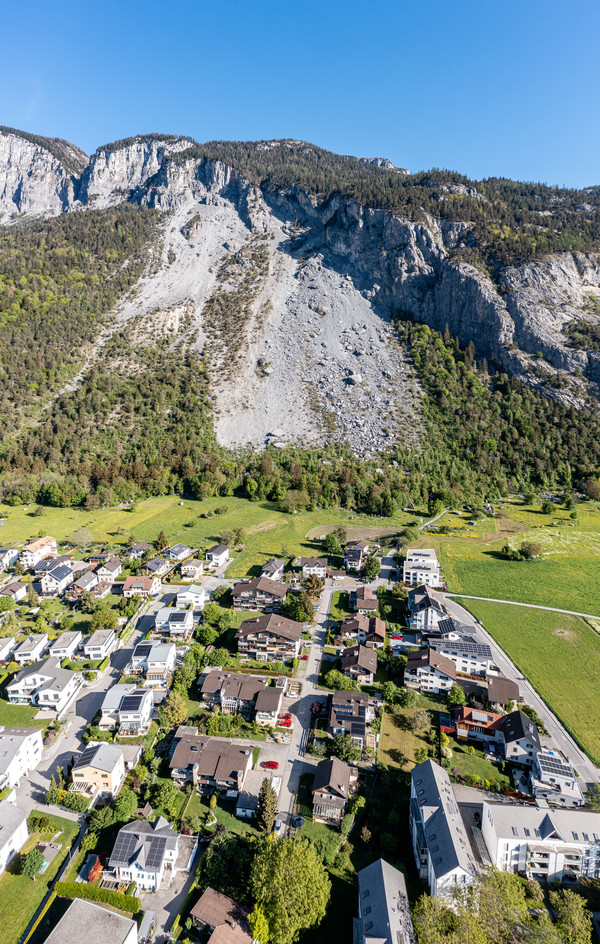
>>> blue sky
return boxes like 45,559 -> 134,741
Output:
2,0 -> 599,187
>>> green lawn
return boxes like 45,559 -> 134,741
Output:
0,814 -> 79,944
182,794 -> 260,836
330,591 -> 352,622
446,736 -> 510,789
457,599 -> 600,764
0,699 -> 46,729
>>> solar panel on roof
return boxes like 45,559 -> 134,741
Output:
121,695 -> 144,711
433,640 -> 492,658
145,836 -> 167,870
112,832 -> 139,864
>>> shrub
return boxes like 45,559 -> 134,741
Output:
55,882 -> 141,914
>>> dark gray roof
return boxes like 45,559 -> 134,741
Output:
73,742 -> 123,773
40,898 -> 136,944
411,760 -> 476,880
502,709 -> 541,748
207,544 -> 229,555
341,645 -> 377,674
430,638 -> 493,660
312,757 -> 351,799
355,857 -> 415,944
45,563 -> 72,583
109,817 -> 177,872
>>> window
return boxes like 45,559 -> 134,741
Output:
572,832 -> 579,841
512,827 -> 518,836
524,829 -> 530,837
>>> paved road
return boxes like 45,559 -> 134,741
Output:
446,593 -> 600,620
443,595 -> 600,789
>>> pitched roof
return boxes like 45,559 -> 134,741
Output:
329,690 -> 369,740
487,675 -> 519,706
170,735 -> 252,780
73,742 -> 123,774
42,899 -> 136,944
312,756 -> 352,799
8,657 -> 74,691
430,638 -> 494,661
109,817 -> 178,873
408,584 -> 448,614
406,648 -> 456,679
367,617 -> 386,639
0,799 -> 27,852
123,575 -> 155,591
501,709 -> 541,749
261,558 -> 285,574
44,563 -> 72,583
355,857 -> 415,944
190,888 -> 251,944
411,760 -> 476,880
236,613 -> 303,642
341,645 -> 377,674
207,544 -> 229,555
200,670 -> 269,703
231,576 -> 287,598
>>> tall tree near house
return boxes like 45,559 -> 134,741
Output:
21,849 -> 45,881
155,530 -> 168,551
362,555 -> 381,581
447,684 -> 466,707
26,582 -> 39,607
158,690 -> 188,727
256,778 -> 278,833
303,574 -> 324,598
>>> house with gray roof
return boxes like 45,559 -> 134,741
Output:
83,627 -> 117,660
312,756 -> 356,824
40,563 -> 74,597
530,751 -> 584,807
42,898 -> 137,944
13,633 -> 48,665
6,658 -> 78,713
236,768 -> 281,819
48,630 -> 82,660
410,759 -> 477,897
407,584 -> 449,633
429,637 -> 496,678
340,644 -> 377,684
0,726 -> 43,790
0,800 -> 28,878
353,858 -> 415,944
501,709 -> 541,766
71,742 -> 125,798
108,816 -> 181,891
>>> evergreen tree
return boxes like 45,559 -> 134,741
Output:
256,778 -> 278,833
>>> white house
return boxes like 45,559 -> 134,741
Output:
176,585 -> 206,610
355,859 -> 415,944
260,558 -> 285,581
530,751 -> 584,807
13,634 -> 49,665
100,685 -> 154,735
109,817 -> 182,891
0,727 -> 43,790
180,558 -> 204,580
154,607 -> 194,639
0,581 -> 27,604
165,543 -> 192,562
404,648 -> 456,694
410,760 -> 477,897
83,628 -> 117,661
40,564 -> 74,597
48,631 -> 82,660
130,642 -> 176,684
295,557 -> 327,580
0,637 -> 16,662
481,801 -> 600,884
20,536 -> 57,569
501,710 -> 541,767
96,556 -> 122,581
403,549 -> 442,588
122,574 -> 161,598
6,658 -> 78,712
0,800 -> 28,878
43,898 -> 138,944
205,544 -> 230,570
429,638 -> 497,678
236,769 -> 281,819
125,541 -> 151,560
407,585 -> 449,632
0,549 -> 18,573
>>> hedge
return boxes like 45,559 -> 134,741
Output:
98,656 -> 110,673
55,882 -> 141,914
58,790 -> 90,812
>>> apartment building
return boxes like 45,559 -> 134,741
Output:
403,549 -> 442,588
235,613 -> 303,662
20,536 -> 57,569
0,727 -> 43,790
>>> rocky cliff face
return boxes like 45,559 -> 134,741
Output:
1,127 -> 600,448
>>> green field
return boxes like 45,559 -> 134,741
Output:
457,600 -> 600,765
0,814 -> 79,944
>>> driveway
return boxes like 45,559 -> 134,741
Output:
141,844 -> 203,944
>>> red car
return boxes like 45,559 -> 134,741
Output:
300,655 -> 309,661
279,720 -> 292,728
262,760 -> 279,769
280,713 -> 292,720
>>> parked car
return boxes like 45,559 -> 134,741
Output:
300,655 -> 309,661
273,818 -> 284,836
262,760 -> 279,769
279,720 -> 291,728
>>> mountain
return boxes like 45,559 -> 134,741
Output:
1,125 -> 600,509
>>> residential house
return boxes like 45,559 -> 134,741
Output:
429,638 -> 497,678
180,558 -> 204,580
349,586 -> 379,616
165,543 -> 192,562
410,759 -> 477,897
190,887 -> 252,944
260,558 -> 285,581
117,688 -> 154,735
254,686 -> 283,726
122,574 -> 161,599
0,727 -> 43,790
403,549 -> 442,588
295,557 -> 327,580
200,670 -> 270,716
125,541 -> 151,560
33,555 -> 72,577
154,607 -> 194,640
99,684 -> 138,729
231,576 -> 287,611
328,690 -> 373,748
236,768 -> 281,819
407,585 -> 449,632
0,801 -> 28,878
205,544 -> 230,570
0,548 -> 18,573
357,616 -> 385,649
20,536 -> 57,569
0,637 -> 15,662
95,556 -> 122,581
71,742 -> 126,799
13,634 -> 49,664
354,858 -> 416,944
88,551 -> 112,566
170,734 -> 253,795
345,540 -> 370,572
109,817 -> 181,891
340,645 -> 377,685
145,557 -> 171,577
486,675 -> 520,707
501,709 -> 541,766
235,613 -> 303,662
481,801 -> 600,883
40,564 -> 74,597
42,898 -> 137,944
6,658 -> 78,712
68,570 -> 99,599
530,751 -> 584,807
404,648 -> 456,695
48,631 -> 82,660
0,581 -> 27,604
312,756 -> 356,824
339,614 -> 367,641
83,628 -> 117,661
176,585 -> 206,610
452,706 -> 505,748
130,642 -> 176,684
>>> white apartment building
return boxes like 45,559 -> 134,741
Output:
429,638 -> 497,678
176,585 -> 206,610
6,658 -> 78,712
83,628 -> 117,661
40,563 -> 74,597
0,801 -> 29,878
481,801 -> 600,883
20,536 -> 57,569
530,751 -> 584,807
403,549 -> 442,588
13,634 -> 49,665
407,585 -> 449,632
48,631 -> 82,660
0,727 -> 43,790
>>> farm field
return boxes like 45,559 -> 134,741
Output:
457,599 -> 600,765
0,813 -> 79,944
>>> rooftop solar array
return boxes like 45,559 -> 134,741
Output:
537,753 -> 574,776
145,836 -> 167,870
111,831 -> 139,865
121,695 -> 144,712
432,640 -> 493,659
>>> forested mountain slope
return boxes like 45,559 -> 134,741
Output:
1,126 -> 600,509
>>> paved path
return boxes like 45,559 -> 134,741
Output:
443,595 -> 600,789
446,593 -> 600,621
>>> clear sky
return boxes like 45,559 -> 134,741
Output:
2,0 -> 599,187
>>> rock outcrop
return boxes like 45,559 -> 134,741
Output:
0,130 -> 86,221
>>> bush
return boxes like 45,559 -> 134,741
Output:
97,656 -> 110,673
55,882 -> 141,914
57,790 -> 89,812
